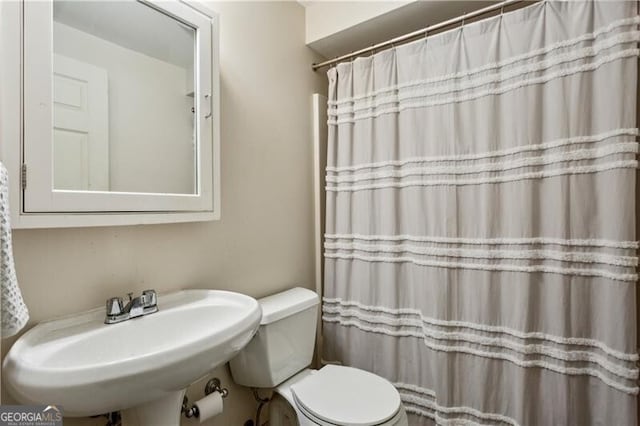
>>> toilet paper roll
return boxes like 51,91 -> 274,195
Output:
195,392 -> 224,423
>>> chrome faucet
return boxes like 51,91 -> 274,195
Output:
105,290 -> 158,324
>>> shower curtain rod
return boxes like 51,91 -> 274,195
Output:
311,0 -> 533,71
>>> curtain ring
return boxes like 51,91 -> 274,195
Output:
461,12 -> 466,27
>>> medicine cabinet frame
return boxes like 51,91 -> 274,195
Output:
0,0 -> 221,228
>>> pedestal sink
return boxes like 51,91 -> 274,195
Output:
3,290 -> 261,425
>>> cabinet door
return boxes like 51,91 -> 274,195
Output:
23,0 -> 217,213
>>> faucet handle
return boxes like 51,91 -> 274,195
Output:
106,297 -> 124,316
142,289 -> 157,307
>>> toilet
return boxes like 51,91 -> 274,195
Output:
230,287 -> 408,426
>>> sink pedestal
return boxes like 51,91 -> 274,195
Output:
121,389 -> 186,426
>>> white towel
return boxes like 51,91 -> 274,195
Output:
1,162 -> 28,337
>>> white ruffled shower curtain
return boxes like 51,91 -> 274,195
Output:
322,1 -> 639,424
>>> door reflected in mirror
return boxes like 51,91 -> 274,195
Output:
52,0 -> 197,194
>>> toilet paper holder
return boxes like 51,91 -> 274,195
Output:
182,378 -> 229,419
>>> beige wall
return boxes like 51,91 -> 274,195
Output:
2,2 -> 327,425
303,1 -> 494,59
304,1 -> 413,44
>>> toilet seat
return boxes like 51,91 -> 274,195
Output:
290,365 -> 402,426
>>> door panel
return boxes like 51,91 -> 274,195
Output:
52,54 -> 109,191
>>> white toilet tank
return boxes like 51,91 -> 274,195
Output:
229,287 -> 319,388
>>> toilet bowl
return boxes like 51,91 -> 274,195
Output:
229,287 -> 408,426
274,366 -> 408,426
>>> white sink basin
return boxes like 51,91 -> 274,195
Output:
3,290 -> 261,423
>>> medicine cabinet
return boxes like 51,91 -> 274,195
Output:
0,0 -> 220,228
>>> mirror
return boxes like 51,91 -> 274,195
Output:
52,0 -> 197,194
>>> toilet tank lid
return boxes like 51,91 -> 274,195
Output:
259,287 -> 319,325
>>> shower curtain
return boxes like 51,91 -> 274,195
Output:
322,1 -> 639,425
